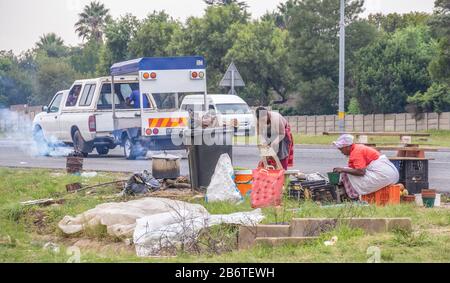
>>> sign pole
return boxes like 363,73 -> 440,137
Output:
338,0 -> 345,132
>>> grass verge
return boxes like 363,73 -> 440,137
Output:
0,168 -> 449,262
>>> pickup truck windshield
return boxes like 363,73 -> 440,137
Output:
215,103 -> 251,114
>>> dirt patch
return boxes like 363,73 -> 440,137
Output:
26,209 -> 52,234
425,226 -> 450,236
65,238 -> 135,255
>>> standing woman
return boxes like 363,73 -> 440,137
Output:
255,107 -> 294,170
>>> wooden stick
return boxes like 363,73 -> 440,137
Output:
71,180 -> 127,193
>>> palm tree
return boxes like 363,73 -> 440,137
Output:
204,0 -> 248,9
74,1 -> 111,43
36,33 -> 64,49
36,33 -> 66,57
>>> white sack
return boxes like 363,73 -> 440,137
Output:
58,197 -> 208,237
58,197 -> 264,257
205,153 -> 242,203
133,208 -> 264,257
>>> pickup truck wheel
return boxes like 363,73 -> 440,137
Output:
96,146 -> 109,155
123,137 -> 136,160
73,130 -> 88,157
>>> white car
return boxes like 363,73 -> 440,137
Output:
32,76 -> 143,156
180,94 -> 255,135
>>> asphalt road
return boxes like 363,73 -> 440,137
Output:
0,139 -> 449,192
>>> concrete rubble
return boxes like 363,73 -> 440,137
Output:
238,217 -> 412,249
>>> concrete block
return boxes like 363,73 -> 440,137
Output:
238,225 -> 290,249
238,226 -> 257,250
386,218 -> 412,232
290,218 -> 338,237
255,237 -> 317,247
345,218 -> 387,234
256,225 -> 290,238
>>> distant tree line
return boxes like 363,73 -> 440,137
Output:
0,0 -> 449,115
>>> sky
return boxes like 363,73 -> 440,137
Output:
0,0 -> 436,54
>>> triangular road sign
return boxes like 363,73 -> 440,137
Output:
219,62 -> 245,87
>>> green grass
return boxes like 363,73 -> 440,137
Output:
1,168 -> 450,262
235,129 -> 450,147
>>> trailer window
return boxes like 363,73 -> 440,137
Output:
79,84 -> 96,106
153,92 -> 203,110
97,82 -> 139,109
152,93 -> 177,110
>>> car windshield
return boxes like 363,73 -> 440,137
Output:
215,103 -> 251,114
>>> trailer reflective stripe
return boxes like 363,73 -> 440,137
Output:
160,118 -> 170,128
150,118 -> 159,127
155,119 -> 164,128
148,117 -> 188,128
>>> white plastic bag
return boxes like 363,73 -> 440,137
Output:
133,208 -> 264,257
205,153 -> 242,203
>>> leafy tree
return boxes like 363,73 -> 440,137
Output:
408,82 -> 450,113
284,0 -> 366,114
169,4 -> 249,92
128,12 -> 180,58
428,0 -> 450,84
368,12 -> 430,33
70,40 -> 102,76
96,14 -> 140,75
347,97 -> 361,114
353,25 -> 436,114
33,56 -> 77,105
204,0 -> 248,9
225,18 -> 292,104
75,1 -> 111,43
296,77 -> 337,115
35,33 -> 67,57
407,0 -> 450,113
0,51 -> 33,106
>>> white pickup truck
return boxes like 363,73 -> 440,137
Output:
32,76 -> 144,156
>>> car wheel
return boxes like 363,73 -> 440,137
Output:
73,130 -> 88,157
123,137 -> 136,160
96,146 -> 109,155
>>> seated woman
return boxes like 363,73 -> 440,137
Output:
332,134 -> 399,199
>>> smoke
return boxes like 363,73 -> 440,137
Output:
0,108 -> 73,157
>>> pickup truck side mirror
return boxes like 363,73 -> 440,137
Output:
42,106 -> 49,112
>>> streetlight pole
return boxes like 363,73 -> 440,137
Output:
338,0 -> 345,132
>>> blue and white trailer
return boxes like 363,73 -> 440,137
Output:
109,56 -> 208,159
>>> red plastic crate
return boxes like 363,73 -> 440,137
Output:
361,184 -> 403,206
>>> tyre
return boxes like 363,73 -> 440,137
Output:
123,136 -> 137,160
73,129 -> 88,157
96,146 -> 109,155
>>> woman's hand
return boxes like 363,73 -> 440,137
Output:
333,167 -> 345,173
